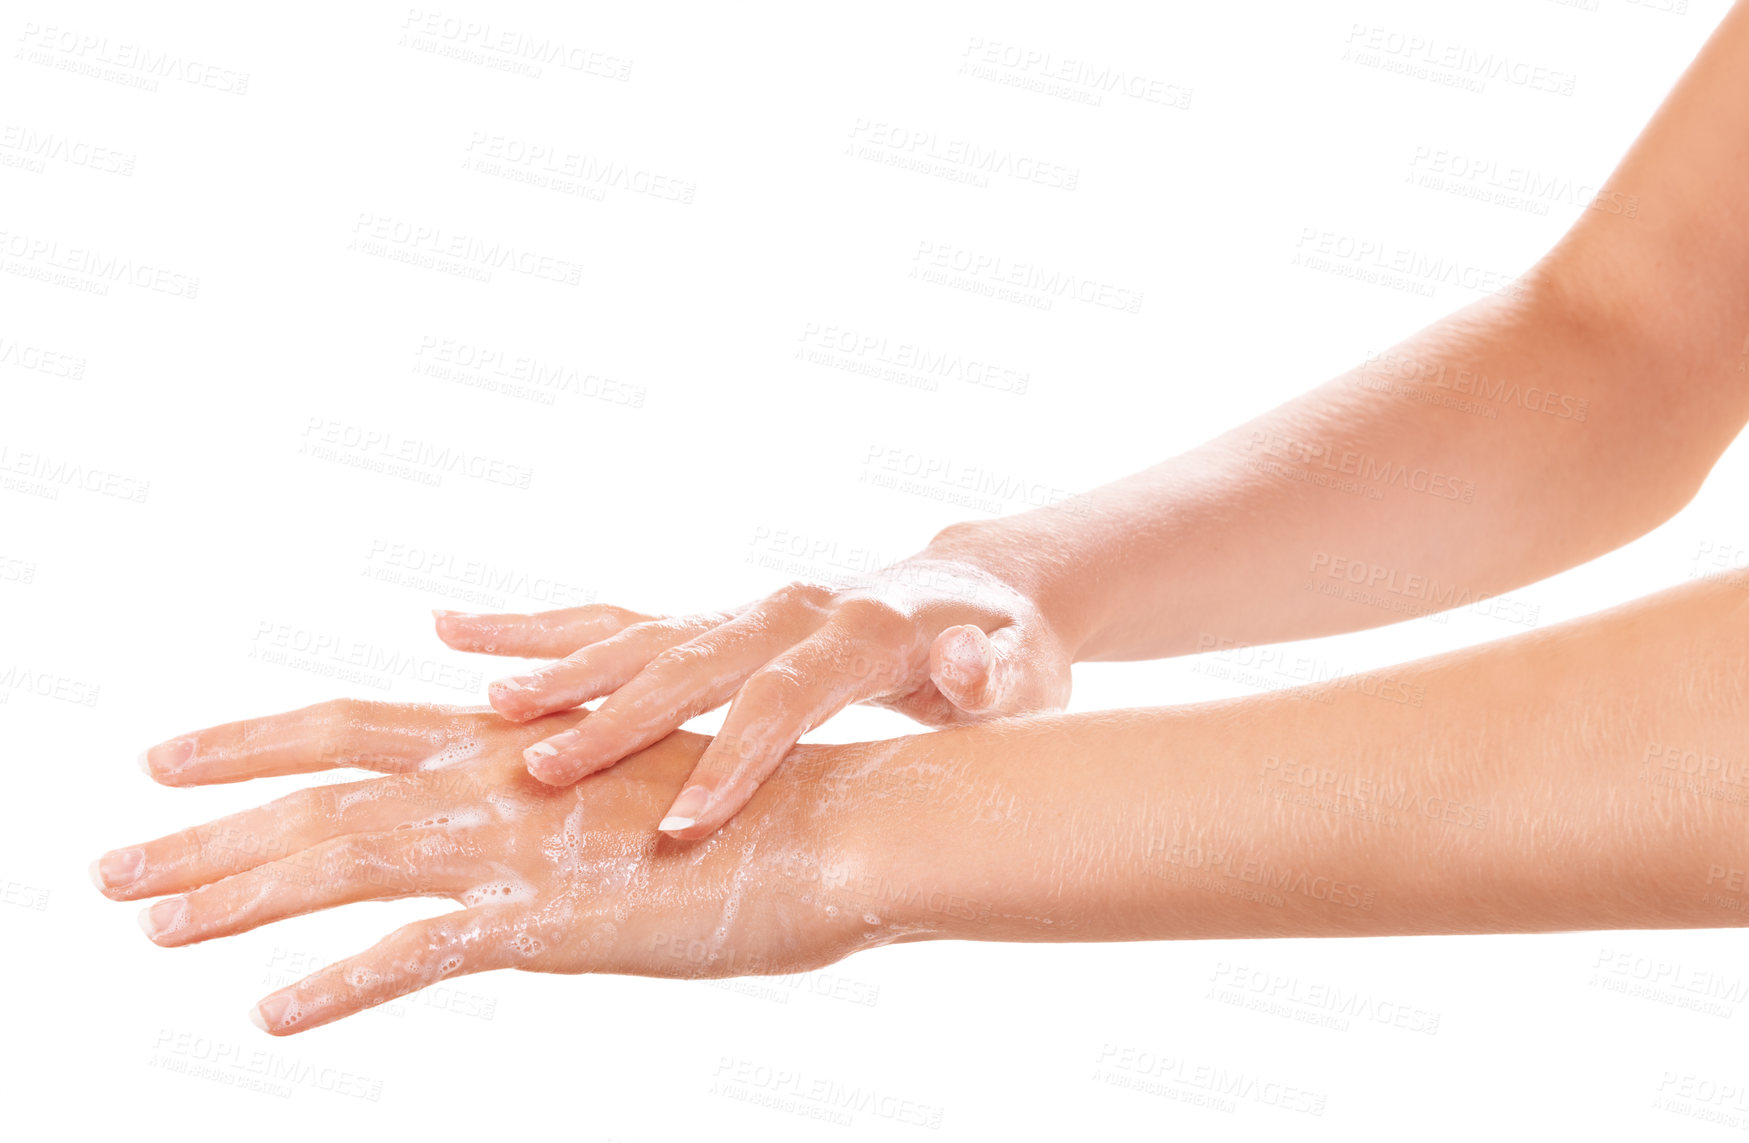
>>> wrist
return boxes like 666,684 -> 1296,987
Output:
813,726 -> 1112,944
919,517 -> 1105,661
772,735 -> 1006,946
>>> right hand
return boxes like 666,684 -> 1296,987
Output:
433,555 -> 1073,838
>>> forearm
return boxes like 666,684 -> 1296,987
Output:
931,283 -> 1659,660
928,4 -> 1749,663
838,573 -> 1749,942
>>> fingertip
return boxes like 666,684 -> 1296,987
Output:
251,993 -> 296,1035
432,610 -> 470,639
141,738 -> 195,782
523,742 -> 580,785
136,749 -> 175,786
138,897 -> 186,946
92,848 -> 144,896
658,784 -> 714,837
487,680 -> 542,721
490,674 -> 530,695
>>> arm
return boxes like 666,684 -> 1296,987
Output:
933,0 -> 1749,662
865,570 -> 1749,940
429,3 -> 1749,835
101,572 -> 1749,1034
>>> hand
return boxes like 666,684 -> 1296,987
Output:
433,554 -> 1072,838
94,700 -> 897,1035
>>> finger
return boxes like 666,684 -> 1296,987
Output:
248,908 -> 520,1035
433,605 -> 654,658
92,770 -> 479,900
487,613 -> 731,722
137,829 -> 484,948
928,623 -> 1069,716
521,600 -> 831,785
658,616 -> 914,838
139,698 -> 453,787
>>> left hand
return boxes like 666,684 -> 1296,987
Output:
93,699 -> 891,1034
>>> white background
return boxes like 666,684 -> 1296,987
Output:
4,0 -> 1747,1137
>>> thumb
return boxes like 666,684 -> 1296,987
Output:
928,623 -> 1068,716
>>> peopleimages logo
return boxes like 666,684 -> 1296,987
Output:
0,444 -> 150,502
1304,551 -> 1539,627
910,240 -> 1144,313
1342,24 -> 1576,96
15,23 -> 251,94
799,322 -> 1030,394
1246,429 -> 1475,502
1359,348 -> 1590,421
0,229 -> 199,299
398,9 -> 632,80
1147,838 -> 1376,910
350,213 -> 584,285
299,418 -> 534,489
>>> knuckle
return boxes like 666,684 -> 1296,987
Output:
548,646 -> 594,674
833,596 -> 908,633
621,616 -> 707,649
412,918 -> 470,963
317,836 -> 367,876
327,835 -> 413,891
737,667 -> 804,713
316,696 -> 366,722
843,651 -> 909,692
645,639 -> 715,680
768,580 -> 836,614
292,783 -> 341,829
590,605 -> 645,637
311,699 -> 366,767
818,624 -> 914,693
607,618 -> 665,646
706,727 -> 766,768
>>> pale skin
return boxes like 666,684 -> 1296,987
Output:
431,2 -> 1749,839
94,1 -> 1749,1035
94,571 -> 1749,1035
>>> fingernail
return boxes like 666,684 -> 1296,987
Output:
144,738 -> 194,776
93,847 -> 144,890
139,897 -> 187,943
659,785 -> 712,833
534,729 -> 583,757
493,675 -> 535,693
432,609 -> 457,620
525,729 -> 585,780
251,993 -> 294,1033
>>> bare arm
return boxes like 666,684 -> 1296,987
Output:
428,4 -> 1749,836
870,571 -> 1749,940
101,572 -> 1749,1035
935,2 -> 1749,662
